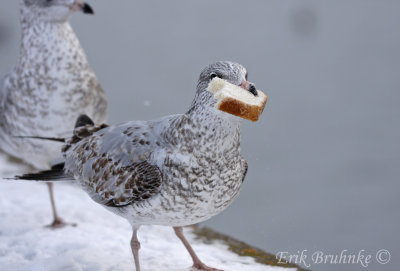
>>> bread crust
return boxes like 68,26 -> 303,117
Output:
207,77 -> 268,121
218,95 -> 268,122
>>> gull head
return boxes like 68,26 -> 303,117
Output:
192,61 -> 267,121
197,61 -> 254,94
21,0 -> 94,23
192,61 -> 258,110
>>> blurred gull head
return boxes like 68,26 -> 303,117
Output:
21,0 -> 94,23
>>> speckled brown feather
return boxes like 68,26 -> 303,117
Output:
100,161 -> 162,207
62,124 -> 108,153
62,121 -> 163,207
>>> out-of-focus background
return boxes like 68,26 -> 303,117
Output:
1,1 -> 399,270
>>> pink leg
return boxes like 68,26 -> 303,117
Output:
46,183 -> 76,229
173,227 -> 223,271
130,228 -> 141,271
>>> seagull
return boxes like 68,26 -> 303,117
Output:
0,0 -> 107,228
17,61 -> 265,271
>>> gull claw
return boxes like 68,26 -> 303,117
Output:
45,218 -> 77,229
191,263 -> 224,271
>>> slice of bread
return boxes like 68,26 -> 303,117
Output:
207,78 -> 268,122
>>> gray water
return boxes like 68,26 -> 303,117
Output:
1,1 -> 399,270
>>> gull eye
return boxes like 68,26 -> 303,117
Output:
245,72 -> 248,81
210,72 -> 221,80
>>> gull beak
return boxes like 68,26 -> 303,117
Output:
240,80 -> 258,96
71,1 -> 94,15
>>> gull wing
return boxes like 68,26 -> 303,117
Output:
64,121 -> 163,207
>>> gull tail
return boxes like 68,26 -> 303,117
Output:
12,115 -> 95,182
13,136 -> 66,143
12,114 -> 95,143
15,163 -> 73,182
14,115 -> 95,182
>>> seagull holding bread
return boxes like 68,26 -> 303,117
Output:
0,0 -> 107,228
16,61 -> 267,271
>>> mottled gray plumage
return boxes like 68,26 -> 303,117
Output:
18,61 -> 258,271
1,0 -> 107,227
0,0 -> 107,168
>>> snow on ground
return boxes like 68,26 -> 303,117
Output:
0,154 -> 293,271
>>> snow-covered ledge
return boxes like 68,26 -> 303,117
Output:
0,153 -> 303,271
